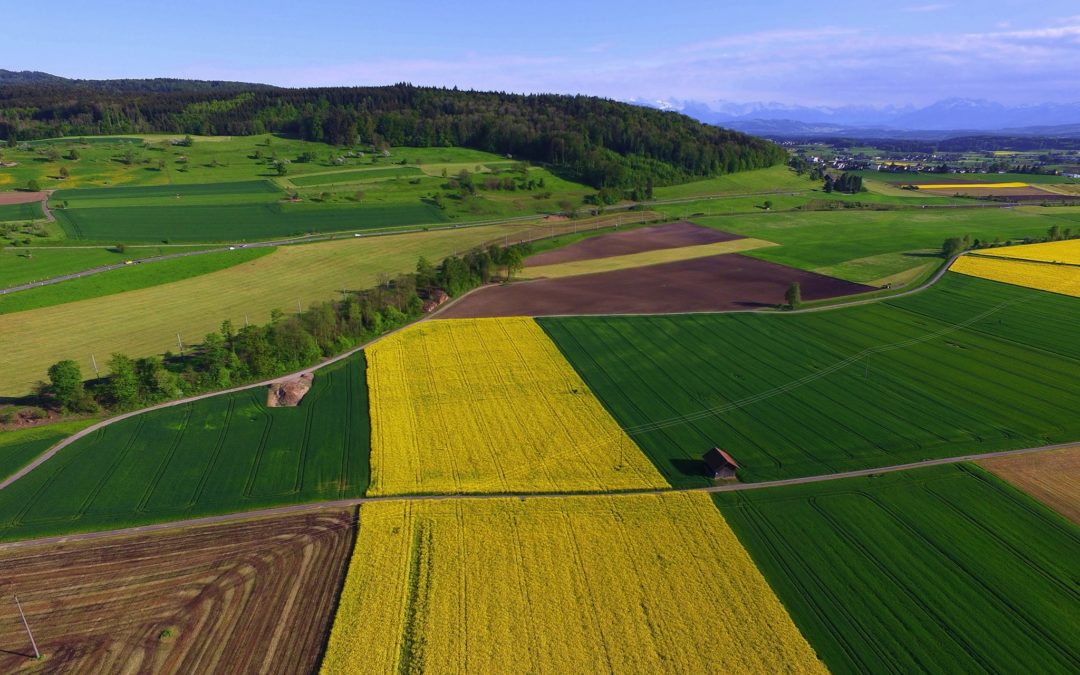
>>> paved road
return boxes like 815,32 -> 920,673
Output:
0,440 -> 1072,552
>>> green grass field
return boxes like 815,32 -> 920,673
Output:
0,354 -> 368,541
53,201 -> 447,241
540,274 -> 1080,486
0,419 -> 98,481
691,206 -> 1069,283
289,166 -> 422,186
0,201 -> 44,222
0,220 -> 554,397
0,247 -> 273,314
0,245 -> 221,289
713,464 -> 1080,673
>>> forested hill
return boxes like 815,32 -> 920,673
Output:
0,72 -> 785,188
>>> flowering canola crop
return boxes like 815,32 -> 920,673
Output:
915,182 -> 1029,189
973,239 -> 1080,265
321,493 -> 826,674
365,317 -> 669,495
951,253 -> 1080,298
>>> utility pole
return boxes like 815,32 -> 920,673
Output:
90,353 -> 99,377
176,333 -> 184,356
13,594 -> 39,660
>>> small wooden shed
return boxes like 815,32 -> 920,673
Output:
703,447 -> 739,480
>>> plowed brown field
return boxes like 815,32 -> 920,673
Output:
442,254 -> 871,318
0,509 -> 354,674
526,221 -> 740,266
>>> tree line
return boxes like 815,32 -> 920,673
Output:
0,78 -> 785,189
42,242 -> 531,414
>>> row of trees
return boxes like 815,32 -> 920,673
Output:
0,81 -> 785,190
42,242 -> 532,413
824,172 -> 863,194
942,225 -> 1077,258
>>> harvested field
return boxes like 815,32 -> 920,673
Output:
442,254 -> 872,318
525,221 -> 741,266
0,509 -> 354,674
980,445 -> 1080,525
322,493 -> 824,674
524,238 -> 776,279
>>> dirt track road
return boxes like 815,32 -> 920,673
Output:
0,440 -> 1071,552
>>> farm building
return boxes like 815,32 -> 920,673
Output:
703,448 -> 739,480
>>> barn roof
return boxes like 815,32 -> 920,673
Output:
703,447 -> 739,470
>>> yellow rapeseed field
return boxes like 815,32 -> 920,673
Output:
915,182 -> 1029,189
365,317 -> 668,495
951,254 -> 1080,298
321,493 -> 826,674
973,239 -> 1080,265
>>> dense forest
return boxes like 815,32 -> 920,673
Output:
0,70 -> 785,188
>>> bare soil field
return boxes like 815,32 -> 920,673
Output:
441,254 -> 871,318
525,221 -> 740,266
980,445 -> 1080,525
0,509 -> 354,674
0,192 -> 46,206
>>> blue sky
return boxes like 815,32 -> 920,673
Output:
4,1 -> 1078,107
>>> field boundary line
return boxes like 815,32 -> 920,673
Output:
0,441 -> 1074,551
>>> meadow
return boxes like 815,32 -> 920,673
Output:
365,318 -> 667,495
0,354 -> 369,541
0,219 -> 556,396
540,273 -> 1080,486
690,206 -> 1073,284
0,244 -> 205,289
322,493 -> 824,674
288,166 -> 423,186
0,247 -> 272,314
713,464 -> 1080,674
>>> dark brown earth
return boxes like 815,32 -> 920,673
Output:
442,254 -> 872,318
525,221 -> 741,267
0,509 -> 354,674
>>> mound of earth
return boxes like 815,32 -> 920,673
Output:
267,372 -> 313,407
441,254 -> 872,318
526,221 -> 741,267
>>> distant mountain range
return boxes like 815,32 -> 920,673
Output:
627,97 -> 1080,139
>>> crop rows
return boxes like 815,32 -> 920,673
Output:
54,201 -> 447,242
539,274 -> 1080,485
365,317 -> 667,495
713,464 -> 1080,673
0,354 -> 369,541
322,493 -> 825,674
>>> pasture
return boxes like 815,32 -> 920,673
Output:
0,247 -> 272,314
0,354 -> 368,541
365,318 -> 667,496
322,493 -> 823,674
540,273 -> 1080,486
0,509 -> 353,673
1,245 -> 198,290
289,166 -> 423,186
714,464 -> 1080,674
